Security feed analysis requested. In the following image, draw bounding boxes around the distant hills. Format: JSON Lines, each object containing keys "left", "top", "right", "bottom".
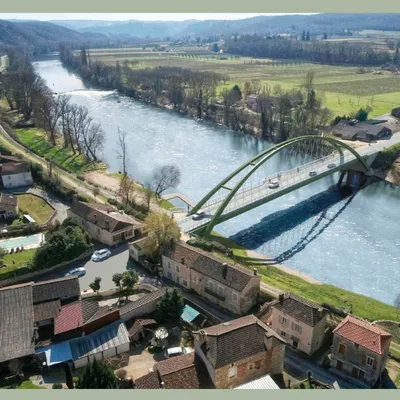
{"left": 0, "top": 19, "right": 109, "bottom": 54}
{"left": 50, "top": 14, "right": 400, "bottom": 39}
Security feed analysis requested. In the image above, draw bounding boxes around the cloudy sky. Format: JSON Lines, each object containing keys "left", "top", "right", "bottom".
{"left": 0, "top": 13, "right": 314, "bottom": 21}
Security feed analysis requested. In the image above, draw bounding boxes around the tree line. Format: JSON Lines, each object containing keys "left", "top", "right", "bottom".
{"left": 224, "top": 35, "right": 395, "bottom": 66}
{"left": 0, "top": 49, "right": 105, "bottom": 161}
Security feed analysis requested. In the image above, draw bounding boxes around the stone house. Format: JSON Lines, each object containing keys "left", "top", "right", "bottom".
{"left": 268, "top": 292, "right": 328, "bottom": 355}
{"left": 193, "top": 315, "right": 285, "bottom": 389}
{"left": 330, "top": 315, "right": 392, "bottom": 387}
{"left": 162, "top": 241, "right": 260, "bottom": 315}
{"left": 0, "top": 193, "right": 18, "bottom": 219}
{"left": 135, "top": 314, "right": 285, "bottom": 389}
{"left": 0, "top": 162, "right": 33, "bottom": 188}
{"left": 67, "top": 199, "right": 143, "bottom": 247}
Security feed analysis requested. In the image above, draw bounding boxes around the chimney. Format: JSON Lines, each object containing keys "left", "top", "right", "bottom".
{"left": 222, "top": 263, "right": 228, "bottom": 279}
{"left": 253, "top": 268, "right": 257, "bottom": 276}
{"left": 279, "top": 293, "right": 284, "bottom": 304}
{"left": 317, "top": 307, "right": 324, "bottom": 320}
{"left": 181, "top": 257, "right": 185, "bottom": 265}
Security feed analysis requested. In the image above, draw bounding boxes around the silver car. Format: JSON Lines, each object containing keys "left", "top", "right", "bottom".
{"left": 91, "top": 248, "right": 111, "bottom": 262}
{"left": 65, "top": 267, "right": 86, "bottom": 277}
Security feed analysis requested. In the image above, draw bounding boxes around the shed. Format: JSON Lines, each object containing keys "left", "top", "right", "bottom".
{"left": 181, "top": 304, "right": 200, "bottom": 324}
{"left": 36, "top": 341, "right": 73, "bottom": 366}
{"left": 69, "top": 320, "right": 130, "bottom": 369}
{"left": 234, "top": 374, "right": 280, "bottom": 389}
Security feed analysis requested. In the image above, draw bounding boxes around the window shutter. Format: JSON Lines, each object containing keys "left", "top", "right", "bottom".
{"left": 362, "top": 355, "right": 366, "bottom": 365}
{"left": 373, "top": 360, "right": 377, "bottom": 370}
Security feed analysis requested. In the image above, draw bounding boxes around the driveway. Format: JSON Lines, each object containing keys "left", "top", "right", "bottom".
{"left": 284, "top": 347, "right": 360, "bottom": 389}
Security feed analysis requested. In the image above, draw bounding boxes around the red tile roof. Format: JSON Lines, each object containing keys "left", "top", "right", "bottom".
{"left": 333, "top": 315, "right": 392, "bottom": 355}
{"left": 54, "top": 300, "right": 83, "bottom": 335}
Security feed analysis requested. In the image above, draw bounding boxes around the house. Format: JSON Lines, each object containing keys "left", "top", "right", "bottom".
{"left": 0, "top": 193, "right": 18, "bottom": 219}
{"left": 330, "top": 315, "right": 392, "bottom": 387}
{"left": 162, "top": 241, "right": 260, "bottom": 315}
{"left": 391, "top": 107, "right": 400, "bottom": 118}
{"left": 67, "top": 199, "right": 143, "bottom": 247}
{"left": 0, "top": 283, "right": 36, "bottom": 366}
{"left": 0, "top": 162, "right": 33, "bottom": 188}
{"left": 136, "top": 314, "right": 284, "bottom": 389}
{"left": 135, "top": 352, "right": 215, "bottom": 389}
{"left": 193, "top": 315, "right": 285, "bottom": 389}
{"left": 332, "top": 120, "right": 392, "bottom": 142}
{"left": 267, "top": 292, "right": 328, "bottom": 355}
{"left": 129, "top": 236, "right": 148, "bottom": 263}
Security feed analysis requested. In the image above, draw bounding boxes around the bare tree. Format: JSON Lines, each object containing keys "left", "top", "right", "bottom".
{"left": 152, "top": 165, "right": 181, "bottom": 198}
{"left": 81, "top": 123, "right": 105, "bottom": 161}
{"left": 143, "top": 183, "right": 154, "bottom": 213}
{"left": 58, "top": 94, "right": 73, "bottom": 149}
{"left": 116, "top": 128, "right": 129, "bottom": 176}
{"left": 118, "top": 175, "right": 135, "bottom": 204}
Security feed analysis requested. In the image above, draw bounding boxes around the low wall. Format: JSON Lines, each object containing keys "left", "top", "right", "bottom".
{"left": 0, "top": 247, "right": 93, "bottom": 287}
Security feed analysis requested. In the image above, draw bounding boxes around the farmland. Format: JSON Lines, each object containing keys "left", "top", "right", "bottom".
{"left": 87, "top": 45, "right": 400, "bottom": 117}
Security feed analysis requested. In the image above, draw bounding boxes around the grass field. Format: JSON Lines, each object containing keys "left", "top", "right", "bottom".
{"left": 89, "top": 45, "right": 400, "bottom": 118}
{"left": 208, "top": 233, "right": 400, "bottom": 323}
{"left": 0, "top": 249, "right": 36, "bottom": 273}
{"left": 16, "top": 194, "right": 54, "bottom": 224}
{"left": 15, "top": 127, "right": 101, "bottom": 174}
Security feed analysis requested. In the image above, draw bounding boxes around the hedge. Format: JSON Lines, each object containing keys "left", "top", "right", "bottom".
{"left": 107, "top": 197, "right": 147, "bottom": 221}
{"left": 186, "top": 238, "right": 233, "bottom": 256}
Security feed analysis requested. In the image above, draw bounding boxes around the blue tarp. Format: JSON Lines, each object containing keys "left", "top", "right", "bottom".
{"left": 181, "top": 304, "right": 200, "bottom": 323}
{"left": 36, "top": 341, "right": 73, "bottom": 366}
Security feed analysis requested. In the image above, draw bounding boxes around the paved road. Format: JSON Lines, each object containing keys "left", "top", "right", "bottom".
{"left": 284, "top": 348, "right": 360, "bottom": 389}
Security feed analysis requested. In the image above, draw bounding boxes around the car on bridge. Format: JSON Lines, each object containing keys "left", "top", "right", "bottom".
{"left": 192, "top": 211, "right": 205, "bottom": 220}
{"left": 309, "top": 171, "right": 317, "bottom": 177}
{"left": 268, "top": 180, "right": 280, "bottom": 189}
{"left": 327, "top": 163, "right": 337, "bottom": 169}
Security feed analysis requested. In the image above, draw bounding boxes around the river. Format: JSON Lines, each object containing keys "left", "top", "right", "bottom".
{"left": 33, "top": 56, "right": 400, "bottom": 306}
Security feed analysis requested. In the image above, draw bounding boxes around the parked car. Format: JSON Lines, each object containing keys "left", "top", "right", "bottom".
{"left": 91, "top": 248, "right": 111, "bottom": 262}
{"left": 164, "top": 347, "right": 193, "bottom": 359}
{"left": 268, "top": 180, "right": 280, "bottom": 189}
{"left": 192, "top": 211, "right": 205, "bottom": 221}
{"left": 309, "top": 171, "right": 317, "bottom": 177}
{"left": 65, "top": 267, "right": 86, "bottom": 278}
{"left": 327, "top": 163, "right": 337, "bottom": 169}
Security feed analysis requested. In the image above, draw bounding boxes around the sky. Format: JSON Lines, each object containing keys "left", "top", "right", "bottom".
{"left": 0, "top": 13, "right": 315, "bottom": 22}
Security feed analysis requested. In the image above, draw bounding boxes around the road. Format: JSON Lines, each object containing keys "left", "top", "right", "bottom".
{"left": 179, "top": 132, "right": 400, "bottom": 233}
{"left": 284, "top": 348, "right": 361, "bottom": 389}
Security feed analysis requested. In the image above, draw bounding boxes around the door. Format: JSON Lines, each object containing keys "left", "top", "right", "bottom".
{"left": 292, "top": 339, "right": 299, "bottom": 349}
{"left": 351, "top": 367, "right": 359, "bottom": 378}
{"left": 336, "top": 360, "right": 343, "bottom": 371}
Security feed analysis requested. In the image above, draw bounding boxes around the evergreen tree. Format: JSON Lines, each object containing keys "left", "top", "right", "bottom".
{"left": 89, "top": 277, "right": 102, "bottom": 294}
{"left": 75, "top": 360, "right": 117, "bottom": 389}
{"left": 230, "top": 84, "right": 242, "bottom": 102}
{"left": 306, "top": 31, "right": 311, "bottom": 41}
{"left": 212, "top": 43, "right": 219, "bottom": 52}
{"left": 301, "top": 30, "right": 306, "bottom": 41}
{"left": 156, "top": 288, "right": 185, "bottom": 322}
{"left": 64, "top": 362, "right": 74, "bottom": 389}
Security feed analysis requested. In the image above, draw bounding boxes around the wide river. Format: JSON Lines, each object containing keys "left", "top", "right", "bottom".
{"left": 34, "top": 56, "right": 400, "bottom": 305}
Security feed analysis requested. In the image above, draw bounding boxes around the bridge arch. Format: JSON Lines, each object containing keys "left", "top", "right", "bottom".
{"left": 189, "top": 135, "right": 368, "bottom": 236}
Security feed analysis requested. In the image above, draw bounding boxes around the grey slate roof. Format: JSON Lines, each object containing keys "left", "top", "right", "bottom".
{"left": 119, "top": 288, "right": 167, "bottom": 316}
{"left": 34, "top": 299, "right": 61, "bottom": 321}
{"left": 194, "top": 315, "right": 284, "bottom": 369}
{"left": 69, "top": 320, "right": 129, "bottom": 360}
{"left": 270, "top": 292, "right": 327, "bottom": 327}
{"left": 165, "top": 242, "right": 255, "bottom": 292}
{"left": 0, "top": 283, "right": 35, "bottom": 363}
{"left": 0, "top": 162, "right": 30, "bottom": 176}
{"left": 32, "top": 276, "right": 80, "bottom": 304}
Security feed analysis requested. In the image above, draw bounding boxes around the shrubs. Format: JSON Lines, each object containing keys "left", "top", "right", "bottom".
{"left": 107, "top": 197, "right": 147, "bottom": 221}
{"left": 187, "top": 238, "right": 233, "bottom": 256}
{"left": 28, "top": 217, "right": 93, "bottom": 272}
{"left": 52, "top": 383, "right": 63, "bottom": 389}
{"left": 76, "top": 194, "right": 90, "bottom": 203}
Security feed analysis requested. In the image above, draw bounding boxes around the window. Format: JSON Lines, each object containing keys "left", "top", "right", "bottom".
{"left": 248, "top": 363, "right": 254, "bottom": 370}
{"left": 218, "top": 286, "right": 225, "bottom": 297}
{"left": 254, "top": 360, "right": 261, "bottom": 369}
{"left": 338, "top": 343, "right": 346, "bottom": 355}
{"left": 183, "top": 280, "right": 188, "bottom": 287}
{"left": 192, "top": 273, "right": 197, "bottom": 283}
{"left": 232, "top": 292, "right": 238, "bottom": 303}
{"left": 279, "top": 315, "right": 288, "bottom": 326}
{"left": 228, "top": 366, "right": 237, "bottom": 378}
{"left": 280, "top": 331, "right": 287, "bottom": 338}
{"left": 359, "top": 370, "right": 365, "bottom": 379}
{"left": 367, "top": 356, "right": 374, "bottom": 367}
{"left": 167, "top": 272, "right": 172, "bottom": 279}
{"left": 176, "top": 265, "right": 179, "bottom": 272}
{"left": 207, "top": 280, "right": 215, "bottom": 292}
{"left": 291, "top": 322, "right": 302, "bottom": 334}
{"left": 168, "top": 262, "right": 171, "bottom": 269}
{"left": 354, "top": 343, "right": 359, "bottom": 350}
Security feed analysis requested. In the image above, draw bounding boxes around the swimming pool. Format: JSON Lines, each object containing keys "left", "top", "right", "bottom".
{"left": 0, "top": 233, "right": 44, "bottom": 250}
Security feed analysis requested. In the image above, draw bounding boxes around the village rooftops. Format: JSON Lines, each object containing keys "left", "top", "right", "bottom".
{"left": 193, "top": 315, "right": 284, "bottom": 369}
{"left": 0, "top": 282, "right": 35, "bottom": 363}
{"left": 270, "top": 292, "right": 328, "bottom": 327}
{"left": 165, "top": 241, "right": 257, "bottom": 292}
{"left": 32, "top": 276, "right": 80, "bottom": 304}
{"left": 0, "top": 193, "right": 17, "bottom": 207}
{"left": 69, "top": 199, "right": 142, "bottom": 233}
{"left": 333, "top": 315, "right": 392, "bottom": 355}
{"left": 0, "top": 162, "right": 30, "bottom": 176}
